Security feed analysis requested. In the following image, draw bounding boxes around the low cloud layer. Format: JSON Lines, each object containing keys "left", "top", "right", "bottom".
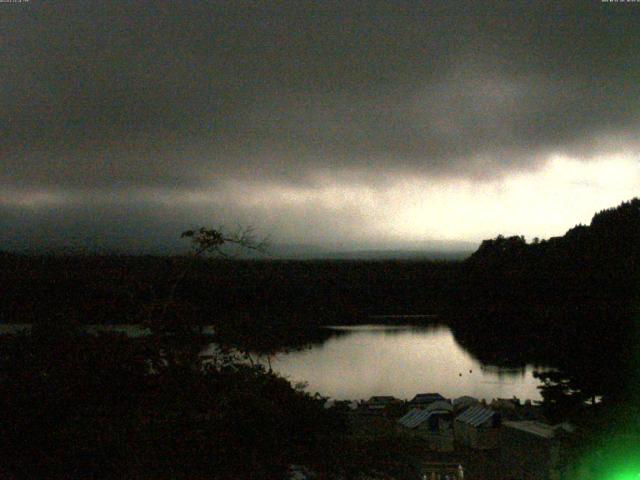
{"left": 2, "top": 1, "right": 639, "bottom": 250}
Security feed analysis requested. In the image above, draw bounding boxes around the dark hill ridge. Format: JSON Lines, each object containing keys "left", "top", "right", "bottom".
{"left": 450, "top": 198, "right": 640, "bottom": 401}
{"left": 463, "top": 197, "right": 640, "bottom": 308}
{"left": 469, "top": 197, "right": 640, "bottom": 270}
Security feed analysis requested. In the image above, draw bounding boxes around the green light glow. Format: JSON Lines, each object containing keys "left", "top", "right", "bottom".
{"left": 576, "top": 439, "right": 640, "bottom": 480}
{"left": 604, "top": 470, "right": 640, "bottom": 480}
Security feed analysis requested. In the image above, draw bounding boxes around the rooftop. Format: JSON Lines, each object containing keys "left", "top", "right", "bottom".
{"left": 455, "top": 406, "right": 499, "bottom": 427}
{"left": 368, "top": 396, "right": 397, "bottom": 403}
{"left": 398, "top": 407, "right": 452, "bottom": 429}
{"left": 410, "top": 393, "right": 445, "bottom": 404}
{"left": 502, "top": 420, "right": 559, "bottom": 439}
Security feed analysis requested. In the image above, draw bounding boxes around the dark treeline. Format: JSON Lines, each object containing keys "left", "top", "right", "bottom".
{"left": 0, "top": 254, "right": 459, "bottom": 327}
{"left": 450, "top": 198, "right": 640, "bottom": 377}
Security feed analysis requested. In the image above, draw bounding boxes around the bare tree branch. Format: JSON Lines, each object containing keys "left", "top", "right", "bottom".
{"left": 181, "top": 226, "right": 270, "bottom": 258}
{"left": 145, "top": 225, "right": 269, "bottom": 370}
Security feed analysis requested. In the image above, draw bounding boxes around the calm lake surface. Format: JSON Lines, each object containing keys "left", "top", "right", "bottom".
{"left": 269, "top": 324, "right": 546, "bottom": 402}
{"left": 0, "top": 323, "right": 546, "bottom": 402}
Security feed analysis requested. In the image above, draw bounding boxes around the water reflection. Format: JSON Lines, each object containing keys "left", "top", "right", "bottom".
{"left": 270, "top": 324, "right": 545, "bottom": 402}
{"left": 0, "top": 323, "right": 546, "bottom": 402}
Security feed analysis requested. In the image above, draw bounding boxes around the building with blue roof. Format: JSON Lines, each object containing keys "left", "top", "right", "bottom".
{"left": 454, "top": 405, "right": 501, "bottom": 449}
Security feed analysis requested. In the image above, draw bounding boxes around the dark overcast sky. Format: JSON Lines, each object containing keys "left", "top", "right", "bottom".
{"left": 2, "top": 1, "right": 639, "bottom": 253}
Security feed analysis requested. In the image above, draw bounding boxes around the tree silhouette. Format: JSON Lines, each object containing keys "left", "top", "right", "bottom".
{"left": 0, "top": 227, "right": 352, "bottom": 480}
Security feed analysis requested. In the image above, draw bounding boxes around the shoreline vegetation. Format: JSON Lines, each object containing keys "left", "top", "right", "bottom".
{"left": 1, "top": 198, "right": 639, "bottom": 478}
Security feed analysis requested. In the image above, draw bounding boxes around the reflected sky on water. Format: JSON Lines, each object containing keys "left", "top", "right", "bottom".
{"left": 0, "top": 323, "right": 546, "bottom": 402}
{"left": 270, "top": 324, "right": 545, "bottom": 402}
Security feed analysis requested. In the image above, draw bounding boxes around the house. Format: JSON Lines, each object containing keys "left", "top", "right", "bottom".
{"left": 398, "top": 402, "right": 454, "bottom": 451}
{"left": 500, "top": 420, "right": 573, "bottom": 480}
{"left": 454, "top": 405, "right": 501, "bottom": 449}
{"left": 425, "top": 400, "right": 453, "bottom": 413}
{"left": 452, "top": 396, "right": 479, "bottom": 412}
{"left": 359, "top": 395, "right": 401, "bottom": 415}
{"left": 409, "top": 392, "right": 446, "bottom": 409}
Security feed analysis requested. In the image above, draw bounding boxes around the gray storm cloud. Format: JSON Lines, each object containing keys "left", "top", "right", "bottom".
{"left": 1, "top": 1, "right": 639, "bottom": 250}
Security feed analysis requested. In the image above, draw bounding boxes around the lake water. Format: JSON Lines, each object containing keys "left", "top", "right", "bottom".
{"left": 269, "top": 324, "right": 546, "bottom": 402}
{"left": 0, "top": 323, "right": 546, "bottom": 402}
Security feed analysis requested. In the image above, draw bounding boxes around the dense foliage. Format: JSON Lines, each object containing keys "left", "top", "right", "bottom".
{"left": 0, "top": 228, "right": 350, "bottom": 480}
{"left": 0, "top": 320, "right": 347, "bottom": 479}
{"left": 452, "top": 198, "right": 640, "bottom": 422}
